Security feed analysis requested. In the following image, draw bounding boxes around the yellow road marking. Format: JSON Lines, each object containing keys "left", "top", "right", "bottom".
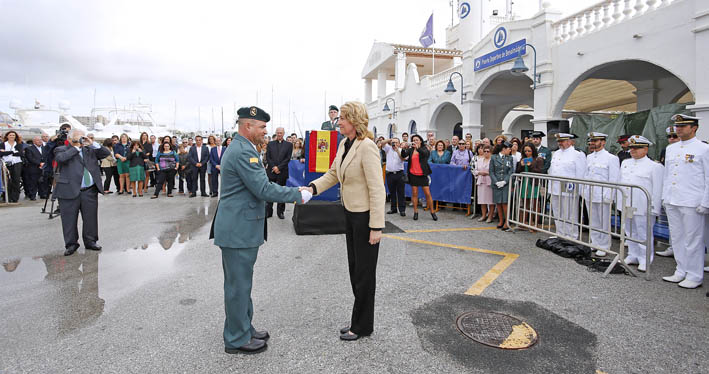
{"left": 381, "top": 234, "right": 519, "bottom": 295}
{"left": 404, "top": 227, "right": 498, "bottom": 233}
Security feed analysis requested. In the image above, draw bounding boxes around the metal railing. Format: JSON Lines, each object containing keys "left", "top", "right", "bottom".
{"left": 0, "top": 162, "right": 8, "bottom": 204}
{"left": 507, "top": 172, "right": 654, "bottom": 279}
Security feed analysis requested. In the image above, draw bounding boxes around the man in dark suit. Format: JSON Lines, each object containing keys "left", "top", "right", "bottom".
{"left": 23, "top": 136, "right": 48, "bottom": 200}
{"left": 209, "top": 140, "right": 225, "bottom": 197}
{"left": 321, "top": 105, "right": 339, "bottom": 131}
{"left": 188, "top": 135, "right": 210, "bottom": 197}
{"left": 265, "top": 127, "right": 293, "bottom": 219}
{"left": 53, "top": 129, "right": 111, "bottom": 256}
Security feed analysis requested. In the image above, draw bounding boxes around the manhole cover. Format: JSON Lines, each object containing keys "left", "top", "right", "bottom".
{"left": 456, "top": 310, "right": 538, "bottom": 350}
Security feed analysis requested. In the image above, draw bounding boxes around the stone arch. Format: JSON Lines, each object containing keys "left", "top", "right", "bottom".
{"left": 409, "top": 120, "right": 417, "bottom": 135}
{"left": 505, "top": 113, "right": 534, "bottom": 139}
{"left": 552, "top": 59, "right": 695, "bottom": 117}
{"left": 429, "top": 101, "right": 462, "bottom": 139}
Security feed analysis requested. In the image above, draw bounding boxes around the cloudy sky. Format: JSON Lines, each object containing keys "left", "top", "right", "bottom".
{"left": 0, "top": 0, "right": 588, "bottom": 135}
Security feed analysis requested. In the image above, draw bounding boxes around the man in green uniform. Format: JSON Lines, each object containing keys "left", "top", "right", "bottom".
{"left": 320, "top": 105, "right": 339, "bottom": 131}
{"left": 210, "top": 106, "right": 311, "bottom": 354}
{"left": 531, "top": 131, "right": 552, "bottom": 173}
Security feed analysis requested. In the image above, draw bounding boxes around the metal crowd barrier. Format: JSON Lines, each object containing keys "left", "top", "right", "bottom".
{"left": 506, "top": 172, "right": 654, "bottom": 280}
{"left": 1, "top": 162, "right": 8, "bottom": 204}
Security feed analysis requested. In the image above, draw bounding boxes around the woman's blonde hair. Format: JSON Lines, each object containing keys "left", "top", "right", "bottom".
{"left": 340, "top": 101, "right": 373, "bottom": 141}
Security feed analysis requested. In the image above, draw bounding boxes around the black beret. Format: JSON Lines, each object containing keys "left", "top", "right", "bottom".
{"left": 237, "top": 106, "right": 270, "bottom": 122}
{"left": 328, "top": 105, "right": 339, "bottom": 112}
{"left": 501, "top": 141, "right": 512, "bottom": 148}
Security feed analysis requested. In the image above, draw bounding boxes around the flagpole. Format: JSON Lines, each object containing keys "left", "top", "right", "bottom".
{"left": 432, "top": 10, "right": 435, "bottom": 75}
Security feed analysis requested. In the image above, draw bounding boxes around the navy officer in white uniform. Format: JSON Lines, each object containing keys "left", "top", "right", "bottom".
{"left": 619, "top": 135, "right": 663, "bottom": 272}
{"left": 661, "top": 114, "right": 709, "bottom": 289}
{"left": 583, "top": 132, "right": 620, "bottom": 257}
{"left": 548, "top": 133, "right": 586, "bottom": 240}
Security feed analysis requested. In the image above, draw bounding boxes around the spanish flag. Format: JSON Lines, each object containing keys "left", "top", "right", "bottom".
{"left": 308, "top": 130, "right": 339, "bottom": 173}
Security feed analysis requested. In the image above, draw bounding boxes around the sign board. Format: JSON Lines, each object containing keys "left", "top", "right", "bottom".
{"left": 474, "top": 38, "right": 527, "bottom": 72}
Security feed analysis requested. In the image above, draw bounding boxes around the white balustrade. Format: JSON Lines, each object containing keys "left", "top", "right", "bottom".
{"left": 429, "top": 65, "right": 463, "bottom": 90}
{"left": 551, "top": 0, "right": 677, "bottom": 45}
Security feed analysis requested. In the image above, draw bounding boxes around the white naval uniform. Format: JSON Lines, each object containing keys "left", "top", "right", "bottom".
{"left": 583, "top": 149, "right": 620, "bottom": 251}
{"left": 619, "top": 156, "right": 664, "bottom": 265}
{"left": 662, "top": 137, "right": 709, "bottom": 283}
{"left": 549, "top": 146, "right": 587, "bottom": 239}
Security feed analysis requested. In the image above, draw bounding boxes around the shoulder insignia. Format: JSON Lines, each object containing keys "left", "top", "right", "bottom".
{"left": 249, "top": 157, "right": 259, "bottom": 163}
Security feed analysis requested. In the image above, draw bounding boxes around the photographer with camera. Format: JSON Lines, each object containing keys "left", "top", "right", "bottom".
{"left": 53, "top": 129, "right": 111, "bottom": 256}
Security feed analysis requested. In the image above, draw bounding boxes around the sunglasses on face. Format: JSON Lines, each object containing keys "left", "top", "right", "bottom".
{"left": 484, "top": 150, "right": 490, "bottom": 153}
{"left": 458, "top": 143, "right": 465, "bottom": 145}
{"left": 667, "top": 135, "right": 678, "bottom": 139}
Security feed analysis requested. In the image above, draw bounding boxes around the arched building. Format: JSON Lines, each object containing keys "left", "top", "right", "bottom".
{"left": 363, "top": 0, "right": 706, "bottom": 144}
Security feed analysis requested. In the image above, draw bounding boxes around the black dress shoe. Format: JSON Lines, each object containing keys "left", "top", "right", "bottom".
{"left": 64, "top": 245, "right": 79, "bottom": 256}
{"left": 399, "top": 212, "right": 406, "bottom": 217}
{"left": 201, "top": 193, "right": 209, "bottom": 197}
{"left": 386, "top": 210, "right": 397, "bottom": 214}
{"left": 225, "top": 338, "right": 267, "bottom": 354}
{"left": 252, "top": 329, "right": 270, "bottom": 341}
{"left": 189, "top": 193, "right": 196, "bottom": 198}
{"left": 29, "top": 197, "right": 36, "bottom": 201}
{"left": 340, "top": 326, "right": 350, "bottom": 334}
{"left": 266, "top": 213, "right": 273, "bottom": 218}
{"left": 431, "top": 212, "right": 438, "bottom": 221}
{"left": 339, "top": 331, "right": 361, "bottom": 341}
{"left": 85, "top": 243, "right": 102, "bottom": 251}
{"left": 413, "top": 212, "right": 418, "bottom": 220}
{"left": 277, "top": 213, "right": 285, "bottom": 219}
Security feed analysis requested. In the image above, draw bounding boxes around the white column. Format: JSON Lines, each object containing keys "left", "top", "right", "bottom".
{"left": 632, "top": 80, "right": 658, "bottom": 111}
{"left": 364, "top": 79, "right": 372, "bottom": 103}
{"left": 377, "top": 69, "right": 387, "bottom": 99}
{"left": 462, "top": 99, "right": 483, "bottom": 140}
{"left": 689, "top": 1, "right": 709, "bottom": 141}
{"left": 687, "top": 104, "right": 709, "bottom": 141}
{"left": 395, "top": 53, "right": 406, "bottom": 90}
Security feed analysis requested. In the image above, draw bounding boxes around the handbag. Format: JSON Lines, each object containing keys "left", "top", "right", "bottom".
{"left": 145, "top": 160, "right": 156, "bottom": 171}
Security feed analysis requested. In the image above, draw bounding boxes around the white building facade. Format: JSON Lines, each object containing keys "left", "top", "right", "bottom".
{"left": 363, "top": 0, "right": 708, "bottom": 145}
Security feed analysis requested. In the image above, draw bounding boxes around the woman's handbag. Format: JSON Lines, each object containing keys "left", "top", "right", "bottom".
{"left": 145, "top": 160, "right": 156, "bottom": 172}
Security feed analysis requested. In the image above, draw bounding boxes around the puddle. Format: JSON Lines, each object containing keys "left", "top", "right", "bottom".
{"left": 0, "top": 201, "right": 215, "bottom": 340}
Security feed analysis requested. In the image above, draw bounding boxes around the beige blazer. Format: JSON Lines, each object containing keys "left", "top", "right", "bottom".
{"left": 311, "top": 137, "right": 386, "bottom": 229}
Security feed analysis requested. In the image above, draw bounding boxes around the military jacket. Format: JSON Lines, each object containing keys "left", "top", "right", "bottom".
{"left": 549, "top": 146, "right": 586, "bottom": 195}
{"left": 620, "top": 156, "right": 664, "bottom": 216}
{"left": 662, "top": 137, "right": 709, "bottom": 208}
{"left": 583, "top": 149, "right": 620, "bottom": 203}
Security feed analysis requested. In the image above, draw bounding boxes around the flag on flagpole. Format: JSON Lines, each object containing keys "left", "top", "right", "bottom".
{"left": 419, "top": 13, "right": 434, "bottom": 48}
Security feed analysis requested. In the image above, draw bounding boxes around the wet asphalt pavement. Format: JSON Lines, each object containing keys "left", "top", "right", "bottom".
{"left": 1, "top": 193, "right": 707, "bottom": 373}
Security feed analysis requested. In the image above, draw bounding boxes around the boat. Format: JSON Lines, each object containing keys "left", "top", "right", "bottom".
{"left": 7, "top": 100, "right": 87, "bottom": 139}
{"left": 90, "top": 104, "right": 174, "bottom": 141}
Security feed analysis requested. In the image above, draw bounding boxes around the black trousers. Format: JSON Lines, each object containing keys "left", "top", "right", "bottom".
{"left": 23, "top": 164, "right": 42, "bottom": 199}
{"left": 266, "top": 172, "right": 287, "bottom": 215}
{"left": 5, "top": 163, "right": 22, "bottom": 202}
{"left": 154, "top": 169, "right": 177, "bottom": 196}
{"left": 386, "top": 171, "right": 406, "bottom": 213}
{"left": 210, "top": 169, "right": 220, "bottom": 196}
{"left": 190, "top": 165, "right": 207, "bottom": 194}
{"left": 344, "top": 209, "right": 380, "bottom": 335}
{"left": 58, "top": 186, "right": 99, "bottom": 249}
{"left": 102, "top": 167, "right": 116, "bottom": 192}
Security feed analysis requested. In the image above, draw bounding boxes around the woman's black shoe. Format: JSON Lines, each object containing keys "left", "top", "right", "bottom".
{"left": 340, "top": 326, "right": 350, "bottom": 334}
{"left": 339, "top": 332, "right": 361, "bottom": 341}
{"left": 497, "top": 223, "right": 504, "bottom": 229}
{"left": 413, "top": 212, "right": 419, "bottom": 220}
{"left": 431, "top": 212, "right": 438, "bottom": 221}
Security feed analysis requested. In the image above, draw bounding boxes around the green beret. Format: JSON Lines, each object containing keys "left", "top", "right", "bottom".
{"left": 237, "top": 106, "right": 270, "bottom": 122}
{"left": 328, "top": 105, "right": 339, "bottom": 112}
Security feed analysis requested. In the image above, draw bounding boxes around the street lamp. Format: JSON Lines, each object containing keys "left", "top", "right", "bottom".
{"left": 444, "top": 71, "right": 466, "bottom": 104}
{"left": 510, "top": 43, "right": 541, "bottom": 89}
{"left": 382, "top": 97, "right": 396, "bottom": 118}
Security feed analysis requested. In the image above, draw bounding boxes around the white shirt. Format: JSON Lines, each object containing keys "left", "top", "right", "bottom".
{"left": 512, "top": 151, "right": 522, "bottom": 165}
{"left": 549, "top": 146, "right": 587, "bottom": 195}
{"left": 583, "top": 149, "right": 620, "bottom": 202}
{"left": 620, "top": 156, "right": 664, "bottom": 216}
{"left": 2, "top": 141, "right": 22, "bottom": 165}
{"left": 662, "top": 136, "right": 709, "bottom": 208}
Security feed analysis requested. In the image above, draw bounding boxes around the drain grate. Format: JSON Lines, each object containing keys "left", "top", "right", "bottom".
{"left": 456, "top": 310, "right": 538, "bottom": 350}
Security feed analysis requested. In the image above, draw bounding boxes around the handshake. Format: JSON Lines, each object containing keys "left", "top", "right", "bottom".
{"left": 298, "top": 186, "right": 314, "bottom": 204}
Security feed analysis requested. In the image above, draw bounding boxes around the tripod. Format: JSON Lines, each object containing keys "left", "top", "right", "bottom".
{"left": 41, "top": 170, "right": 60, "bottom": 219}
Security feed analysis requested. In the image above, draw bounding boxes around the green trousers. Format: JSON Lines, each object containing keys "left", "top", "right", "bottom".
{"left": 221, "top": 246, "right": 259, "bottom": 348}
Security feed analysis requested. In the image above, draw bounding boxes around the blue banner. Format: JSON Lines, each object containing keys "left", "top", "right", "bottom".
{"left": 386, "top": 163, "right": 473, "bottom": 205}
{"left": 474, "top": 38, "right": 526, "bottom": 72}
{"left": 286, "top": 160, "right": 305, "bottom": 188}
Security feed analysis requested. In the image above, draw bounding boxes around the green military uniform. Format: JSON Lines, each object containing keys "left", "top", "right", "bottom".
{"left": 321, "top": 104, "right": 339, "bottom": 131}
{"left": 210, "top": 107, "right": 302, "bottom": 350}
{"left": 531, "top": 131, "right": 552, "bottom": 173}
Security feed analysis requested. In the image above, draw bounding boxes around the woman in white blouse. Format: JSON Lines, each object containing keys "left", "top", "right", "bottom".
{"left": 0, "top": 131, "right": 24, "bottom": 203}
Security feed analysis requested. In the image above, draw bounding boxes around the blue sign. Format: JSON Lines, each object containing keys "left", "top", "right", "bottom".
{"left": 459, "top": 2, "right": 470, "bottom": 19}
{"left": 493, "top": 27, "right": 507, "bottom": 48}
{"left": 474, "top": 38, "right": 526, "bottom": 72}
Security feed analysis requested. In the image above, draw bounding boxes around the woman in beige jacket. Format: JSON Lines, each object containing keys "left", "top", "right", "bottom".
{"left": 306, "top": 101, "right": 386, "bottom": 341}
